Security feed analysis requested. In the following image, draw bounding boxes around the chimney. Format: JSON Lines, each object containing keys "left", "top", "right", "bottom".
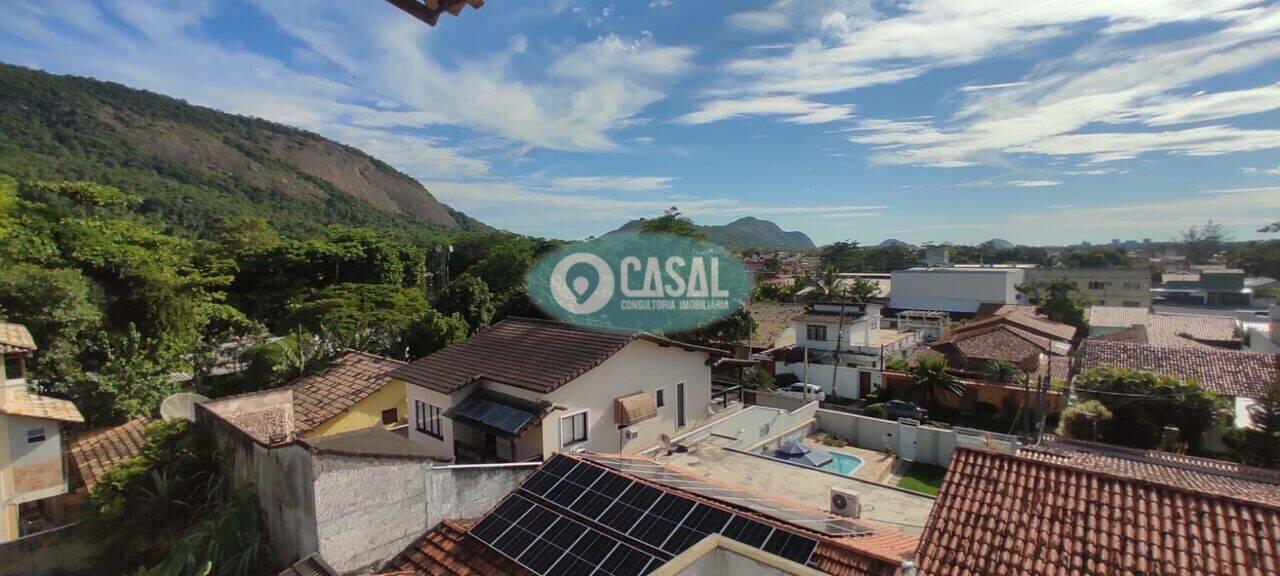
{"left": 900, "top": 558, "right": 919, "bottom": 576}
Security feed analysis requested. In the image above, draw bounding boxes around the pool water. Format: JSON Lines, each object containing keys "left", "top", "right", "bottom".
{"left": 820, "top": 453, "right": 864, "bottom": 476}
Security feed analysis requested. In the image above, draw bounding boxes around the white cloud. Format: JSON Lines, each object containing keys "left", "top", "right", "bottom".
{"left": 727, "top": 11, "right": 790, "bottom": 33}
{"left": 1008, "top": 180, "right": 1062, "bottom": 187}
{"left": 676, "top": 95, "right": 854, "bottom": 125}
{"left": 1243, "top": 165, "right": 1280, "bottom": 176}
{"left": 549, "top": 176, "right": 678, "bottom": 192}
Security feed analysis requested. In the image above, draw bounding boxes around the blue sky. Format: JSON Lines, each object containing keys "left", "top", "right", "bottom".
{"left": 2, "top": 0, "right": 1280, "bottom": 246}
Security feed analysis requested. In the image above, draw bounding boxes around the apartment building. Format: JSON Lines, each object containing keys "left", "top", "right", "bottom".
{"left": 1024, "top": 267, "right": 1151, "bottom": 308}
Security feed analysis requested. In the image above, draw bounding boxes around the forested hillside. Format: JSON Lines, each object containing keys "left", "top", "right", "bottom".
{"left": 0, "top": 63, "right": 485, "bottom": 243}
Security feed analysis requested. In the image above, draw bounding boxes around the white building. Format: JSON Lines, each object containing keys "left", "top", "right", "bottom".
{"left": 773, "top": 303, "right": 917, "bottom": 399}
{"left": 390, "top": 317, "right": 726, "bottom": 463}
{"left": 889, "top": 267, "right": 1027, "bottom": 314}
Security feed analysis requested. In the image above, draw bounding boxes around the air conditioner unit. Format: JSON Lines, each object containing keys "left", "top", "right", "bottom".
{"left": 829, "top": 487, "right": 861, "bottom": 519}
{"left": 624, "top": 427, "right": 640, "bottom": 440}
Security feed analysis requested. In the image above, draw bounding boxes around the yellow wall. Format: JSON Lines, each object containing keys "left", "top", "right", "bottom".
{"left": 303, "top": 380, "right": 407, "bottom": 439}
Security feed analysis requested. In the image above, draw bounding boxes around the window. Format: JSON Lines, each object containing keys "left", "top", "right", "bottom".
{"left": 560, "top": 411, "right": 588, "bottom": 447}
{"left": 415, "top": 400, "right": 442, "bottom": 439}
{"left": 655, "top": 388, "right": 665, "bottom": 408}
{"left": 806, "top": 324, "right": 828, "bottom": 341}
{"left": 1123, "top": 282, "right": 1142, "bottom": 291}
{"left": 677, "top": 382, "right": 686, "bottom": 427}
{"left": 3, "top": 356, "right": 21, "bottom": 381}
{"left": 26, "top": 428, "right": 46, "bottom": 444}
{"left": 1122, "top": 301, "right": 1142, "bottom": 308}
{"left": 381, "top": 408, "right": 398, "bottom": 426}
{"left": 1087, "top": 281, "right": 1106, "bottom": 290}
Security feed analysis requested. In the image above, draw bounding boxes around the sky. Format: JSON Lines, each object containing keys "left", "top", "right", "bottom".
{"left": 2, "top": 0, "right": 1280, "bottom": 246}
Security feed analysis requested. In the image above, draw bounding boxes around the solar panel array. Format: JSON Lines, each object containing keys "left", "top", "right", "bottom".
{"left": 583, "top": 454, "right": 871, "bottom": 537}
{"left": 469, "top": 454, "right": 820, "bottom": 576}
{"left": 450, "top": 394, "right": 536, "bottom": 435}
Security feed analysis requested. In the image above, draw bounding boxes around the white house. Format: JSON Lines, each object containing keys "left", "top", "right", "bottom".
{"left": 389, "top": 317, "right": 727, "bottom": 463}
{"left": 889, "top": 267, "right": 1027, "bottom": 314}
{"left": 773, "top": 303, "right": 917, "bottom": 399}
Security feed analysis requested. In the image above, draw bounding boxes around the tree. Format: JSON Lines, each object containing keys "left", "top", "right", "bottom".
{"left": 907, "top": 356, "right": 965, "bottom": 415}
{"left": 403, "top": 311, "right": 470, "bottom": 358}
{"left": 845, "top": 277, "right": 879, "bottom": 303}
{"left": 821, "top": 241, "right": 864, "bottom": 271}
{"left": 439, "top": 273, "right": 496, "bottom": 333}
{"left": 982, "top": 360, "right": 1022, "bottom": 383}
{"left": 639, "top": 207, "right": 705, "bottom": 240}
{"left": 752, "top": 280, "right": 799, "bottom": 302}
{"left": 1074, "top": 366, "right": 1224, "bottom": 449}
{"left": 468, "top": 240, "right": 535, "bottom": 294}
{"left": 672, "top": 305, "right": 755, "bottom": 348}
{"left": 1020, "top": 278, "right": 1088, "bottom": 334}
{"left": 1057, "top": 400, "right": 1113, "bottom": 441}
{"left": 1224, "top": 381, "right": 1280, "bottom": 468}
{"left": 1180, "top": 220, "right": 1229, "bottom": 264}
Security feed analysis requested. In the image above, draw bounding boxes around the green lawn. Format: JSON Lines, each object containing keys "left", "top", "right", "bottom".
{"left": 896, "top": 463, "right": 948, "bottom": 496}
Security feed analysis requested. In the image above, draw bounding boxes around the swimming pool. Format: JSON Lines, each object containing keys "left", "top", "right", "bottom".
{"left": 819, "top": 452, "right": 864, "bottom": 476}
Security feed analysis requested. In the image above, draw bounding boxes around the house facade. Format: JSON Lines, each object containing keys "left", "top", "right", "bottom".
{"left": 0, "top": 322, "right": 83, "bottom": 541}
{"left": 391, "top": 318, "right": 726, "bottom": 463}
{"left": 889, "top": 267, "right": 1026, "bottom": 314}
{"left": 773, "top": 303, "right": 918, "bottom": 399}
{"left": 1024, "top": 267, "right": 1151, "bottom": 308}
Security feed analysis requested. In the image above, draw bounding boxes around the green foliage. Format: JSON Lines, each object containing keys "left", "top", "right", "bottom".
{"left": 672, "top": 305, "right": 755, "bottom": 348}
{"left": 89, "top": 420, "right": 275, "bottom": 576}
{"left": 440, "top": 273, "right": 495, "bottom": 332}
{"left": 1060, "top": 248, "right": 1131, "bottom": 268}
{"left": 1057, "top": 400, "right": 1113, "bottom": 441}
{"left": 1227, "top": 239, "right": 1280, "bottom": 280}
{"left": 908, "top": 356, "right": 965, "bottom": 415}
{"left": 896, "top": 463, "right": 947, "bottom": 496}
{"left": 884, "top": 358, "right": 910, "bottom": 372}
{"left": 467, "top": 239, "right": 535, "bottom": 294}
{"left": 1224, "top": 381, "right": 1280, "bottom": 469}
{"left": 0, "top": 263, "right": 104, "bottom": 385}
{"left": 1074, "top": 366, "right": 1224, "bottom": 449}
{"left": 1020, "top": 278, "right": 1088, "bottom": 334}
{"left": 639, "top": 207, "right": 705, "bottom": 240}
{"left": 982, "top": 360, "right": 1022, "bottom": 383}
{"left": 1180, "top": 220, "right": 1229, "bottom": 264}
{"left": 752, "top": 279, "right": 799, "bottom": 302}
{"left": 863, "top": 404, "right": 889, "bottom": 419}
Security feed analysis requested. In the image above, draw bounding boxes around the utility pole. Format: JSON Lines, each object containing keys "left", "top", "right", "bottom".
{"left": 831, "top": 287, "right": 848, "bottom": 399}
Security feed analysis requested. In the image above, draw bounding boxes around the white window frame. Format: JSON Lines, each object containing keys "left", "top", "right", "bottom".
{"left": 26, "top": 427, "right": 46, "bottom": 444}
{"left": 560, "top": 410, "right": 589, "bottom": 449}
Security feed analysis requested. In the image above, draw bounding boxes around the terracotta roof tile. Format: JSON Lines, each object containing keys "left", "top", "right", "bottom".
{"left": 973, "top": 304, "right": 1078, "bottom": 341}
{"left": 0, "top": 322, "right": 36, "bottom": 354}
{"left": 68, "top": 418, "right": 149, "bottom": 490}
{"left": 916, "top": 447, "right": 1280, "bottom": 576}
{"left": 384, "top": 519, "right": 533, "bottom": 576}
{"left": 1147, "top": 314, "right": 1242, "bottom": 348}
{"left": 1024, "top": 437, "right": 1280, "bottom": 507}
{"left": 1086, "top": 306, "right": 1152, "bottom": 328}
{"left": 390, "top": 317, "right": 723, "bottom": 395}
{"left": 290, "top": 351, "right": 405, "bottom": 433}
{"left": 1079, "top": 340, "right": 1279, "bottom": 398}
{"left": 940, "top": 323, "right": 1059, "bottom": 364}
{"left": 741, "top": 301, "right": 806, "bottom": 347}
{"left": 0, "top": 391, "right": 83, "bottom": 422}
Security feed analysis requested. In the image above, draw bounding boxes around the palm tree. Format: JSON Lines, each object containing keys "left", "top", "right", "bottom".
{"left": 908, "top": 356, "right": 965, "bottom": 414}
{"left": 982, "top": 360, "right": 1022, "bottom": 383}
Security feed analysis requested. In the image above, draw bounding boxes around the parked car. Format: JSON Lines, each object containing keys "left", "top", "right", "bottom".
{"left": 1254, "top": 310, "right": 1269, "bottom": 317}
{"left": 876, "top": 400, "right": 929, "bottom": 422}
{"left": 777, "top": 383, "right": 826, "bottom": 403}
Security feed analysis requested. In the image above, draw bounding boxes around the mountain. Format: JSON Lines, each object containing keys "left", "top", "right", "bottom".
{"left": 878, "top": 238, "right": 918, "bottom": 250}
{"left": 607, "top": 217, "right": 816, "bottom": 251}
{"left": 0, "top": 63, "right": 485, "bottom": 241}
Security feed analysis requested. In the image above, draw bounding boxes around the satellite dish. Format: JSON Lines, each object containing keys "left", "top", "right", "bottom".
{"left": 160, "top": 392, "right": 210, "bottom": 422}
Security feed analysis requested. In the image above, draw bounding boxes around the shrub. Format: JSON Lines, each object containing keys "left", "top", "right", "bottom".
{"left": 1057, "top": 400, "right": 1113, "bottom": 441}
{"left": 885, "top": 358, "right": 910, "bottom": 372}
{"left": 864, "top": 404, "right": 889, "bottom": 420}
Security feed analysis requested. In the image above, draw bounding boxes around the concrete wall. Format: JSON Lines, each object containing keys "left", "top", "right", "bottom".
{"left": 814, "top": 409, "right": 957, "bottom": 467}
{"left": 775, "top": 362, "right": 881, "bottom": 399}
{"left": 197, "top": 403, "right": 318, "bottom": 566}
{"left": 793, "top": 317, "right": 879, "bottom": 351}
{"left": 424, "top": 463, "right": 537, "bottom": 530}
{"left": 0, "top": 522, "right": 98, "bottom": 576}
{"left": 660, "top": 402, "right": 819, "bottom": 452}
{"left": 890, "top": 268, "right": 1025, "bottom": 313}
{"left": 6, "top": 415, "right": 65, "bottom": 499}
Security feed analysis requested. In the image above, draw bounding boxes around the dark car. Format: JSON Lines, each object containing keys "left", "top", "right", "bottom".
{"left": 880, "top": 400, "right": 929, "bottom": 422}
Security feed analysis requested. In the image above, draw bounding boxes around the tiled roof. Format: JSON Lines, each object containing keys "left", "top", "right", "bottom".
{"left": 1147, "top": 314, "right": 1241, "bottom": 347}
{"left": 1086, "top": 305, "right": 1151, "bottom": 328}
{"left": 814, "top": 532, "right": 920, "bottom": 576}
{"left": 1078, "top": 340, "right": 1279, "bottom": 398}
{"left": 941, "top": 323, "right": 1058, "bottom": 363}
{"left": 390, "top": 317, "right": 724, "bottom": 395}
{"left": 0, "top": 391, "right": 83, "bottom": 422}
{"left": 974, "top": 304, "right": 1078, "bottom": 341}
{"left": 68, "top": 418, "right": 149, "bottom": 490}
{"left": 278, "top": 553, "right": 338, "bottom": 576}
{"left": 1025, "top": 437, "right": 1280, "bottom": 506}
{"left": 742, "top": 301, "right": 806, "bottom": 347}
{"left": 0, "top": 322, "right": 36, "bottom": 354}
{"left": 385, "top": 0, "right": 485, "bottom": 27}
{"left": 1095, "top": 324, "right": 1149, "bottom": 344}
{"left": 916, "top": 447, "right": 1280, "bottom": 576}
{"left": 290, "top": 351, "right": 405, "bottom": 433}
{"left": 383, "top": 518, "right": 534, "bottom": 576}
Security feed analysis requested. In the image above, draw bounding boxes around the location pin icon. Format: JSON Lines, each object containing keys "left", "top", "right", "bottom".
{"left": 572, "top": 275, "right": 592, "bottom": 304}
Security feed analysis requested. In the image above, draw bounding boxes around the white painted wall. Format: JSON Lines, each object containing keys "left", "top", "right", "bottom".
{"left": 890, "top": 268, "right": 1026, "bottom": 313}
{"left": 793, "top": 317, "right": 880, "bottom": 351}
{"left": 775, "top": 362, "right": 881, "bottom": 399}
{"left": 6, "top": 416, "right": 61, "bottom": 470}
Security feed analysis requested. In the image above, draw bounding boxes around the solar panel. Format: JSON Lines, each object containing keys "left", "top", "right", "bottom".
{"left": 582, "top": 454, "right": 870, "bottom": 537}
{"left": 475, "top": 454, "right": 821, "bottom": 571}
{"left": 451, "top": 394, "right": 536, "bottom": 435}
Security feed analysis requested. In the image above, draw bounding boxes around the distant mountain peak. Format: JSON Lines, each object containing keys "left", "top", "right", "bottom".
{"left": 606, "top": 217, "right": 815, "bottom": 251}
